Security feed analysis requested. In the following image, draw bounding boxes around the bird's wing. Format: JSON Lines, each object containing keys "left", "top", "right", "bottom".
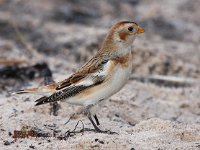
{"left": 56, "top": 55, "right": 109, "bottom": 90}
{"left": 35, "top": 55, "right": 111, "bottom": 105}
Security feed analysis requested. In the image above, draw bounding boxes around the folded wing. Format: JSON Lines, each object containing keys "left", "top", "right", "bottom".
{"left": 35, "top": 56, "right": 110, "bottom": 106}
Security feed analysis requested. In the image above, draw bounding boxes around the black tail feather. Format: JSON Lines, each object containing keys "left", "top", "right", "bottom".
{"left": 14, "top": 90, "right": 30, "bottom": 94}
{"left": 35, "top": 96, "right": 49, "bottom": 106}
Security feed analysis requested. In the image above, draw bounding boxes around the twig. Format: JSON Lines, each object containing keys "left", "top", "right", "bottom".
{"left": 64, "top": 116, "right": 73, "bottom": 125}
{"left": 58, "top": 120, "right": 85, "bottom": 140}
{"left": 130, "top": 74, "right": 200, "bottom": 87}
{"left": 0, "top": 59, "right": 27, "bottom": 65}
{"left": 71, "top": 120, "right": 85, "bottom": 134}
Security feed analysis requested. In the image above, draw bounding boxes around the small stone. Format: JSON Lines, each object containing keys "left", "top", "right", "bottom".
{"left": 4, "top": 141, "right": 11, "bottom": 145}
{"left": 29, "top": 145, "right": 35, "bottom": 149}
{"left": 8, "top": 132, "right": 12, "bottom": 136}
{"left": 95, "top": 138, "right": 98, "bottom": 142}
{"left": 98, "top": 140, "right": 104, "bottom": 144}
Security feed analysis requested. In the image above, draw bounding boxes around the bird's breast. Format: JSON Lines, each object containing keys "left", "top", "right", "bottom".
{"left": 108, "top": 53, "right": 132, "bottom": 92}
{"left": 94, "top": 51, "right": 132, "bottom": 100}
{"left": 112, "top": 52, "right": 131, "bottom": 68}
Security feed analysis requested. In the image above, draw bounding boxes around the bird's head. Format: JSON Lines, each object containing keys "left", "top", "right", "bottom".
{"left": 112, "top": 21, "right": 144, "bottom": 44}
{"left": 100, "top": 21, "right": 144, "bottom": 55}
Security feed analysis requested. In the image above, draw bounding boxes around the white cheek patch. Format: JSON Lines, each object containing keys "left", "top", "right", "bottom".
{"left": 114, "top": 33, "right": 122, "bottom": 42}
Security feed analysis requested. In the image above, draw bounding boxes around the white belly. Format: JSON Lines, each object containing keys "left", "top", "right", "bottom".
{"left": 66, "top": 60, "right": 132, "bottom": 106}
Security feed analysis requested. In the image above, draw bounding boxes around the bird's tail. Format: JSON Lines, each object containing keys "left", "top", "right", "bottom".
{"left": 14, "top": 88, "right": 53, "bottom": 106}
{"left": 35, "top": 96, "right": 50, "bottom": 106}
{"left": 13, "top": 83, "right": 57, "bottom": 94}
{"left": 14, "top": 87, "right": 40, "bottom": 94}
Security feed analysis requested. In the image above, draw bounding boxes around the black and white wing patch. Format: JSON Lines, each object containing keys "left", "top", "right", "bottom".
{"left": 35, "top": 76, "right": 104, "bottom": 106}
{"left": 35, "top": 85, "right": 86, "bottom": 105}
{"left": 35, "top": 59, "right": 111, "bottom": 106}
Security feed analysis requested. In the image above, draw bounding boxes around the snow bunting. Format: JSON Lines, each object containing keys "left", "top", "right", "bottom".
{"left": 16, "top": 21, "right": 145, "bottom": 133}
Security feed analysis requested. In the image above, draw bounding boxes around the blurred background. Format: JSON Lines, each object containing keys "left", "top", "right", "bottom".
{"left": 0, "top": 0, "right": 200, "bottom": 91}
{"left": 1, "top": 1, "right": 200, "bottom": 148}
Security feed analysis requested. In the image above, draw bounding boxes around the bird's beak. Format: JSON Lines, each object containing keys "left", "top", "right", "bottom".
{"left": 137, "top": 26, "right": 145, "bottom": 34}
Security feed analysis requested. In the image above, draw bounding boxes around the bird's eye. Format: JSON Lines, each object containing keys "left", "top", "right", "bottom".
{"left": 128, "top": 26, "right": 134, "bottom": 32}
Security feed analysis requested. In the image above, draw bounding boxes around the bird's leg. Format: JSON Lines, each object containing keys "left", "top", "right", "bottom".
{"left": 94, "top": 114, "right": 100, "bottom": 126}
{"left": 88, "top": 113, "right": 102, "bottom": 132}
{"left": 93, "top": 99, "right": 104, "bottom": 126}
{"left": 85, "top": 106, "right": 117, "bottom": 134}
{"left": 85, "top": 106, "right": 101, "bottom": 132}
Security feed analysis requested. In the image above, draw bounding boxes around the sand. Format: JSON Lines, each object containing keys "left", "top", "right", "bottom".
{"left": 0, "top": 0, "right": 200, "bottom": 149}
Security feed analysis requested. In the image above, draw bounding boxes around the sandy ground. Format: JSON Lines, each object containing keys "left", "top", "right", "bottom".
{"left": 0, "top": 0, "right": 200, "bottom": 149}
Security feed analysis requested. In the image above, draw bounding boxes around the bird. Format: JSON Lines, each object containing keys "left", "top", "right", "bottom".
{"left": 15, "top": 21, "right": 145, "bottom": 134}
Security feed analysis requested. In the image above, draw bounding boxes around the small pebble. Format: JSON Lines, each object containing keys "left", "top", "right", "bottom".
{"left": 98, "top": 140, "right": 104, "bottom": 144}
{"left": 29, "top": 145, "right": 35, "bottom": 149}
{"left": 95, "top": 138, "right": 98, "bottom": 142}
{"left": 4, "top": 141, "right": 11, "bottom": 145}
{"left": 8, "top": 132, "right": 12, "bottom": 136}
